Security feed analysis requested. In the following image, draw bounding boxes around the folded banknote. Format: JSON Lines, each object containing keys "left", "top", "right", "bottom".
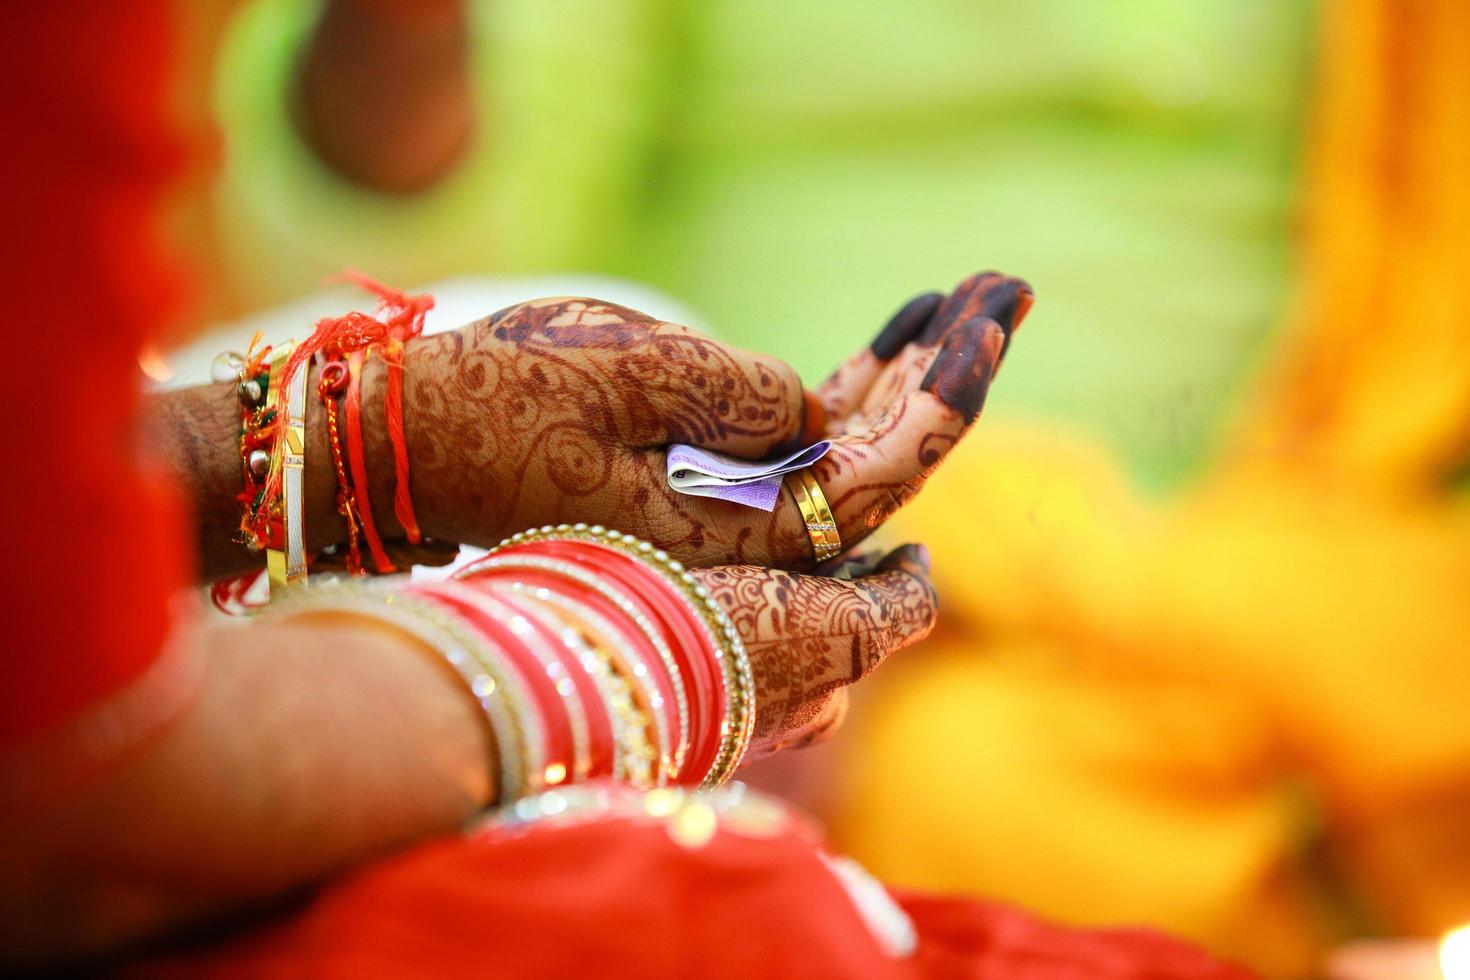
{"left": 666, "top": 441, "right": 832, "bottom": 511}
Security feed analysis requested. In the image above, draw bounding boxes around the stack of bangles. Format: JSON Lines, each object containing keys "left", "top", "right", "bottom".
{"left": 268, "top": 525, "right": 755, "bottom": 799}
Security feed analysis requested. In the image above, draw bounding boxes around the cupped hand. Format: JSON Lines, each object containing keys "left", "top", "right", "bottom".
{"left": 399, "top": 272, "right": 1031, "bottom": 567}
{"left": 794, "top": 269, "right": 1033, "bottom": 565}
{"left": 692, "top": 543, "right": 936, "bottom": 757}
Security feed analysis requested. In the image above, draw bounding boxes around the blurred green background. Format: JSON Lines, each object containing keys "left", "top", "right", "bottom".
{"left": 213, "top": 0, "right": 1313, "bottom": 487}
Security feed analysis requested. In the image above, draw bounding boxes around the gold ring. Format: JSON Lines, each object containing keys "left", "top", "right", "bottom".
{"left": 787, "top": 468, "right": 842, "bottom": 562}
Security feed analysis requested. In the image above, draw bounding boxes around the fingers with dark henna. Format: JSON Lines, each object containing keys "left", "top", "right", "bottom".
{"left": 872, "top": 291, "right": 945, "bottom": 359}
{"left": 919, "top": 316, "right": 1005, "bottom": 426}
{"left": 818, "top": 291, "right": 942, "bottom": 422}
{"left": 754, "top": 320, "right": 1002, "bottom": 564}
{"left": 874, "top": 275, "right": 1021, "bottom": 426}
{"left": 920, "top": 271, "right": 1032, "bottom": 346}
{"left": 855, "top": 274, "right": 1027, "bottom": 418}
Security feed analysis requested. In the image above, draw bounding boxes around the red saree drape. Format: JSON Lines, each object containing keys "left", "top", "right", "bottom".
{"left": 0, "top": 4, "right": 194, "bottom": 781}
{"left": 128, "top": 783, "right": 1254, "bottom": 980}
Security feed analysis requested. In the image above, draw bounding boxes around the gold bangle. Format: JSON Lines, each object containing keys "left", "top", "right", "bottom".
{"left": 787, "top": 468, "right": 842, "bottom": 562}
{"left": 265, "top": 342, "right": 308, "bottom": 592}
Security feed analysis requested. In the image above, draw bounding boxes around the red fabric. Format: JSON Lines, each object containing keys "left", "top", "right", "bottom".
{"left": 345, "top": 349, "right": 397, "bottom": 573}
{"left": 895, "top": 893, "right": 1254, "bottom": 980}
{"left": 0, "top": 2, "right": 190, "bottom": 744}
{"left": 130, "top": 788, "right": 1256, "bottom": 980}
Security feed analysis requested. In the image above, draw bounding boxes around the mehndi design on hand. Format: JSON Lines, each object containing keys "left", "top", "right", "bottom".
{"left": 365, "top": 273, "right": 1029, "bottom": 570}
{"left": 692, "top": 543, "right": 936, "bottom": 755}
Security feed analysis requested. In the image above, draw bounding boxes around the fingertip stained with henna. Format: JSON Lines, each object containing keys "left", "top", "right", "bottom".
{"left": 920, "top": 319, "right": 1005, "bottom": 425}
{"left": 870, "top": 292, "right": 943, "bottom": 360}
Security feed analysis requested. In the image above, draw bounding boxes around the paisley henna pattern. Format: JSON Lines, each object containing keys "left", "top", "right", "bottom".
{"left": 800, "top": 273, "right": 1029, "bottom": 563}
{"left": 384, "top": 273, "right": 1031, "bottom": 570}
{"left": 692, "top": 544, "right": 937, "bottom": 755}
{"left": 161, "top": 273, "right": 1031, "bottom": 580}
{"left": 336, "top": 298, "right": 806, "bottom": 559}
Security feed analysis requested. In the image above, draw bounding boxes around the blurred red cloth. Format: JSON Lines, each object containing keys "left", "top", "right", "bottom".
{"left": 132, "top": 786, "right": 1255, "bottom": 980}
{"left": 0, "top": 3, "right": 190, "bottom": 746}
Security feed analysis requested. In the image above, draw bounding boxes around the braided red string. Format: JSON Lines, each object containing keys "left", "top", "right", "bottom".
{"left": 343, "top": 271, "right": 429, "bottom": 540}
{"left": 343, "top": 270, "right": 431, "bottom": 545}
{"left": 318, "top": 362, "right": 365, "bottom": 576}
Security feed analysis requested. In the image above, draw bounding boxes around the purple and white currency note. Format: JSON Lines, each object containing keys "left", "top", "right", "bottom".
{"left": 666, "top": 441, "right": 832, "bottom": 511}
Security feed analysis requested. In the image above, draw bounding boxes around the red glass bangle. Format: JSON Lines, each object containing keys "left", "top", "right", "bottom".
{"left": 499, "top": 586, "right": 670, "bottom": 786}
{"left": 466, "top": 526, "right": 754, "bottom": 787}
{"left": 542, "top": 542, "right": 726, "bottom": 784}
{"left": 464, "top": 553, "right": 716, "bottom": 783}
{"left": 483, "top": 587, "right": 617, "bottom": 780}
{"left": 509, "top": 540, "right": 721, "bottom": 704}
{"left": 409, "top": 584, "right": 577, "bottom": 787}
{"left": 490, "top": 540, "right": 725, "bottom": 783}
{"left": 463, "top": 565, "right": 686, "bottom": 780}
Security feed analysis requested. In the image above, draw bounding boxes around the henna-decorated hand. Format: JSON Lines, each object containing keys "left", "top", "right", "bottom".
{"left": 801, "top": 270, "right": 1032, "bottom": 562}
{"left": 391, "top": 272, "right": 1031, "bottom": 567}
{"left": 691, "top": 544, "right": 936, "bottom": 757}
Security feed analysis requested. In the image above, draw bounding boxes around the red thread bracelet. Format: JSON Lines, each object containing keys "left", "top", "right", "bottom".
{"left": 317, "top": 360, "right": 365, "bottom": 576}
{"left": 345, "top": 349, "right": 396, "bottom": 573}
{"left": 342, "top": 270, "right": 432, "bottom": 544}
{"left": 251, "top": 272, "right": 432, "bottom": 557}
